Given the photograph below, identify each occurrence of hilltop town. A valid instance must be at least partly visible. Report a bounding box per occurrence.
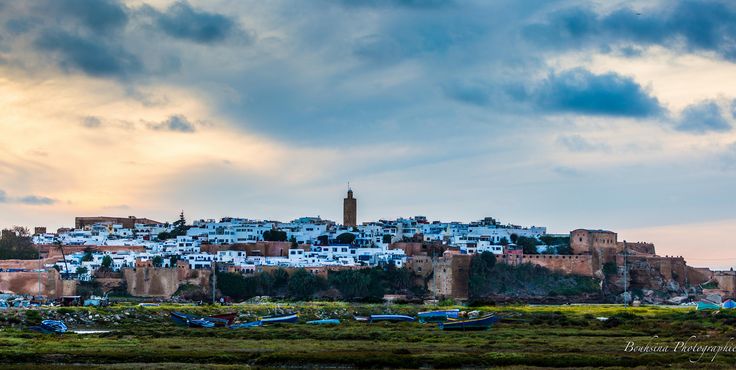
[0,189,732,305]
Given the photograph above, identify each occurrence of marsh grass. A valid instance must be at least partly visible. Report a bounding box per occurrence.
[1,303,735,368]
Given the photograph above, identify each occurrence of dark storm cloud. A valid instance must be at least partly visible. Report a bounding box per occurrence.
[524,1,736,60]
[147,115,196,133]
[34,30,142,78]
[5,19,34,35]
[675,100,732,133]
[39,0,128,35]
[522,68,662,117]
[0,0,246,80]
[152,1,239,43]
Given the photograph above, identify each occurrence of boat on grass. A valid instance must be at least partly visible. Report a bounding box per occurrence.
[260,313,298,324]
[307,319,341,325]
[31,320,68,334]
[229,320,262,329]
[369,314,415,323]
[170,312,215,328]
[696,300,721,311]
[439,314,498,331]
[418,309,460,323]
[204,312,237,327]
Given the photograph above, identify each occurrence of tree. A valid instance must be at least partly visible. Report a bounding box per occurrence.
[82,249,94,262]
[469,252,497,298]
[510,233,519,244]
[0,228,38,260]
[172,211,189,237]
[152,256,164,267]
[287,269,325,300]
[516,236,539,255]
[76,266,88,275]
[169,255,179,267]
[157,231,172,241]
[271,268,289,291]
[101,255,113,269]
[499,237,509,246]
[335,232,356,245]
[263,229,287,242]
[602,262,618,276]
[382,234,392,244]
[317,235,329,245]
[289,236,298,248]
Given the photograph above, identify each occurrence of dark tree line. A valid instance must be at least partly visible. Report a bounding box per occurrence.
[468,252,599,298]
[0,227,38,260]
[216,266,423,302]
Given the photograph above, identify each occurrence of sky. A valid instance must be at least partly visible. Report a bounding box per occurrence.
[0,0,735,268]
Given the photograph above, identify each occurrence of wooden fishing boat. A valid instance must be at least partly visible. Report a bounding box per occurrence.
[439,314,498,331]
[307,319,341,325]
[31,320,68,334]
[260,313,298,324]
[369,314,415,323]
[229,320,262,329]
[170,311,216,328]
[204,312,237,326]
[418,309,460,323]
[170,311,190,326]
[189,318,216,328]
[696,300,720,311]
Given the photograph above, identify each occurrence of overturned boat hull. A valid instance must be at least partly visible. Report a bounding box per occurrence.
[439,314,499,331]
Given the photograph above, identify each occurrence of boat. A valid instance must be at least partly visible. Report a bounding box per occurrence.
[353,315,370,322]
[229,320,262,329]
[307,319,341,325]
[260,313,298,324]
[696,300,721,311]
[31,320,68,334]
[439,314,499,331]
[369,314,415,323]
[418,309,460,323]
[170,311,191,326]
[170,312,215,328]
[723,300,736,309]
[204,312,237,327]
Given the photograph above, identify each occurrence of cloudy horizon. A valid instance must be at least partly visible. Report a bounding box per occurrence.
[0,0,735,268]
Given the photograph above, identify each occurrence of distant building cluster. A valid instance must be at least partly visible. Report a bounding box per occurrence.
[28,189,548,281]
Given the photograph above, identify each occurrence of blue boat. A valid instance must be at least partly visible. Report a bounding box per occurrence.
[260,313,298,324]
[31,320,68,334]
[307,319,341,325]
[439,314,499,331]
[418,309,460,323]
[170,312,215,328]
[696,300,721,311]
[369,314,415,323]
[230,320,262,329]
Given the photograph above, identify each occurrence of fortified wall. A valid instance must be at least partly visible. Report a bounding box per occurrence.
[499,254,595,276]
[0,269,77,298]
[406,252,471,300]
[713,271,736,293]
[122,261,210,298]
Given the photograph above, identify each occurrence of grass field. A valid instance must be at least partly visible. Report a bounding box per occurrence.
[2,303,736,368]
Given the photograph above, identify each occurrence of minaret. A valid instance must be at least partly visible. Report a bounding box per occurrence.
[343,185,357,227]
